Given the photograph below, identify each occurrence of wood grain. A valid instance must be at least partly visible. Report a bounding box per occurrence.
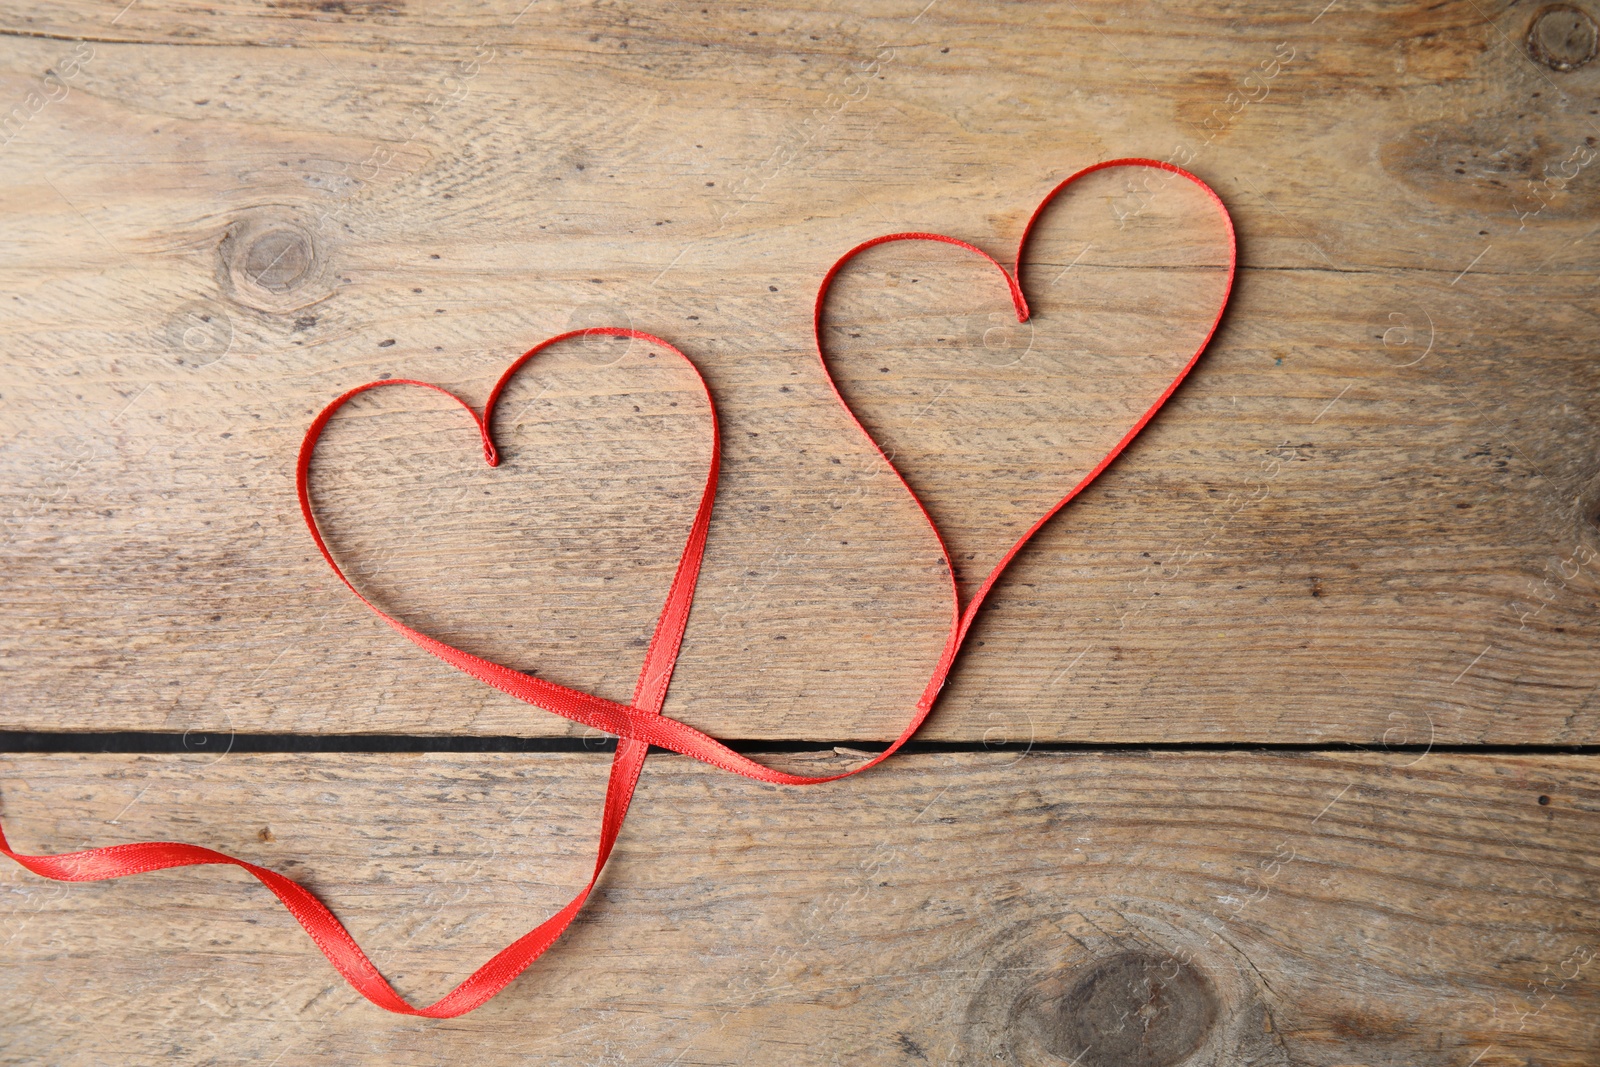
[1,749,1596,1065]
[0,0,1596,742]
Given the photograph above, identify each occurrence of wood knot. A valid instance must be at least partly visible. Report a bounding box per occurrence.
[1041,951,1219,1067]
[218,209,331,313]
[960,909,1288,1065]
[1527,4,1598,71]
[241,228,314,292]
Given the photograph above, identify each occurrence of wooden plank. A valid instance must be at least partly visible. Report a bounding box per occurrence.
[0,1,1596,741]
[1,749,1596,1064]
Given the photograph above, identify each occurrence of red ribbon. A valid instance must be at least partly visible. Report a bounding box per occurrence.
[1,159,1236,1017]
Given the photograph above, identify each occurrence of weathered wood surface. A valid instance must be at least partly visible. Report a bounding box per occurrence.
[1,4,1597,745]
[0,749,1595,1065]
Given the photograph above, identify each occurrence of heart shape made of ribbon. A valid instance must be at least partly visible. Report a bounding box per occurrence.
[0,158,1236,1018]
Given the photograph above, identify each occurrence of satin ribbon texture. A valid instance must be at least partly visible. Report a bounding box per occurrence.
[0,158,1236,1017]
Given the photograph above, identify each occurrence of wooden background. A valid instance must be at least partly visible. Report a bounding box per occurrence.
[1,0,1597,1063]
